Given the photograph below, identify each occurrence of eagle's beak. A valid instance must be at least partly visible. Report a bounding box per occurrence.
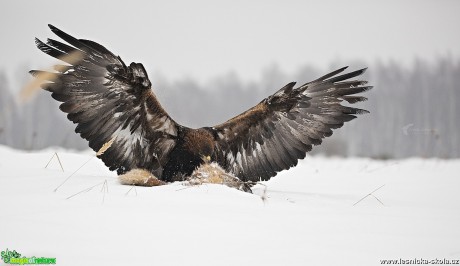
[201,155,211,163]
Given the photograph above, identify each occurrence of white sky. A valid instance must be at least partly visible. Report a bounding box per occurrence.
[1,0,459,87]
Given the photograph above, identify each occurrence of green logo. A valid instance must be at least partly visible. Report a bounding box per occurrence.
[1,249,56,265]
[1,249,21,264]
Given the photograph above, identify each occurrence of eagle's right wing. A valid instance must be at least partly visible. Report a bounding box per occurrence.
[212,67,371,182]
[31,25,179,176]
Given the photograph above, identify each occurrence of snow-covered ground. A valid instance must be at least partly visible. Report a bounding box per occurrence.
[1,145,459,265]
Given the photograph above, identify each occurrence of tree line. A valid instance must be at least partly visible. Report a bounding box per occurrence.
[0,58,458,158]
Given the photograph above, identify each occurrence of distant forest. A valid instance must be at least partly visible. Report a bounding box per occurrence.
[1,58,459,159]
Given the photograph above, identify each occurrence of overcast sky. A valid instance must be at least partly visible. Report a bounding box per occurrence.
[1,0,459,88]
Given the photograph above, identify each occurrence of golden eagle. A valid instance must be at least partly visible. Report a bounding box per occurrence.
[31,25,371,183]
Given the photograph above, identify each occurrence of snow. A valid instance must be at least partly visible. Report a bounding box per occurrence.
[1,145,459,265]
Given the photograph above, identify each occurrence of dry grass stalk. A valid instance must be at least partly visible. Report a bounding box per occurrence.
[57,136,116,191]
[66,181,104,200]
[20,51,84,102]
[125,186,138,196]
[44,152,64,172]
[353,184,386,206]
[96,137,116,156]
[118,169,165,187]
[101,179,108,204]
[54,156,93,192]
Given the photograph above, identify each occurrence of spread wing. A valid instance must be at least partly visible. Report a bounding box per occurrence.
[213,67,372,182]
[31,25,179,176]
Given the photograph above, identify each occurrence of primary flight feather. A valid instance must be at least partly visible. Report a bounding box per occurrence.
[31,25,372,183]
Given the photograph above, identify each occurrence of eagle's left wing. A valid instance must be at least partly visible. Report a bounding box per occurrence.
[30,25,179,177]
[212,67,371,182]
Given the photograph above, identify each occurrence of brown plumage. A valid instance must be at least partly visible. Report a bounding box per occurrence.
[31,25,372,184]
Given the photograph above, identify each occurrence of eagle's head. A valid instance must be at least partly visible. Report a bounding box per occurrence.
[184,128,215,163]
